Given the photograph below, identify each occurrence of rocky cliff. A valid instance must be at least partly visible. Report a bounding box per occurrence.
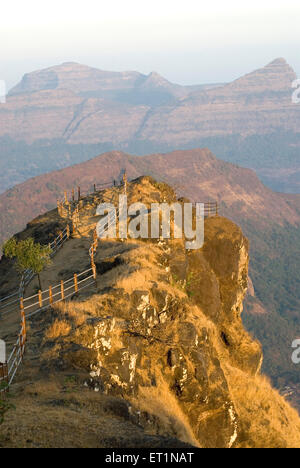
[1,177,300,448]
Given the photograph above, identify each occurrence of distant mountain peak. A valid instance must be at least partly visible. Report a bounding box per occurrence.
[140,71,172,88]
[263,57,295,75]
[227,57,296,93]
[148,71,164,79]
[9,62,144,96]
[267,57,289,66]
[60,61,82,66]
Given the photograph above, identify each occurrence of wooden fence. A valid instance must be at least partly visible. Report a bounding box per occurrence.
[0,179,120,392]
[203,202,219,217]
[6,304,26,386]
[0,225,71,318]
[57,180,116,231]
[89,207,119,264]
[0,266,97,393]
[22,267,96,319]
[0,224,72,393]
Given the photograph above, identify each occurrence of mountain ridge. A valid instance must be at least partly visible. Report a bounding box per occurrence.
[1,57,299,194]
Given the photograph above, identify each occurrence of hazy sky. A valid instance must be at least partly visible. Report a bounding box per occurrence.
[1,0,300,90]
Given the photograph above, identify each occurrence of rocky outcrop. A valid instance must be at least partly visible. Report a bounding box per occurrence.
[2,177,300,448]
[40,178,264,447]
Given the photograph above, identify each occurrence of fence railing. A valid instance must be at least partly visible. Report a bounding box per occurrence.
[23,267,96,319]
[57,179,119,234]
[0,225,71,317]
[0,176,123,392]
[0,292,20,317]
[48,225,70,257]
[6,304,26,386]
[59,181,116,205]
[89,208,119,263]
[0,266,97,392]
[203,202,219,217]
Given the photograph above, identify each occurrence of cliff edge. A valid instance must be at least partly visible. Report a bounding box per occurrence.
[1,177,300,448]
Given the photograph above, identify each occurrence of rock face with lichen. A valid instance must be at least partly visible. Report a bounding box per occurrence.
[71,222,259,448]
[2,176,300,449]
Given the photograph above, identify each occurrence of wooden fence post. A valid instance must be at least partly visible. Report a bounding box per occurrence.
[19,334,23,357]
[92,263,96,280]
[74,274,78,293]
[0,363,8,394]
[20,298,26,357]
[61,280,65,300]
[38,290,43,308]
[123,172,127,195]
[49,286,53,305]
[20,297,24,316]
[78,186,81,201]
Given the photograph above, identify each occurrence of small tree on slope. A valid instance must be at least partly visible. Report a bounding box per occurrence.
[3,237,51,291]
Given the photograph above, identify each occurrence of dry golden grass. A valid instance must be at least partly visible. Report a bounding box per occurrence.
[22,379,61,397]
[224,364,300,448]
[112,243,187,300]
[115,269,156,294]
[54,301,88,327]
[133,376,200,448]
[45,319,71,340]
[41,343,62,361]
[1,381,157,448]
